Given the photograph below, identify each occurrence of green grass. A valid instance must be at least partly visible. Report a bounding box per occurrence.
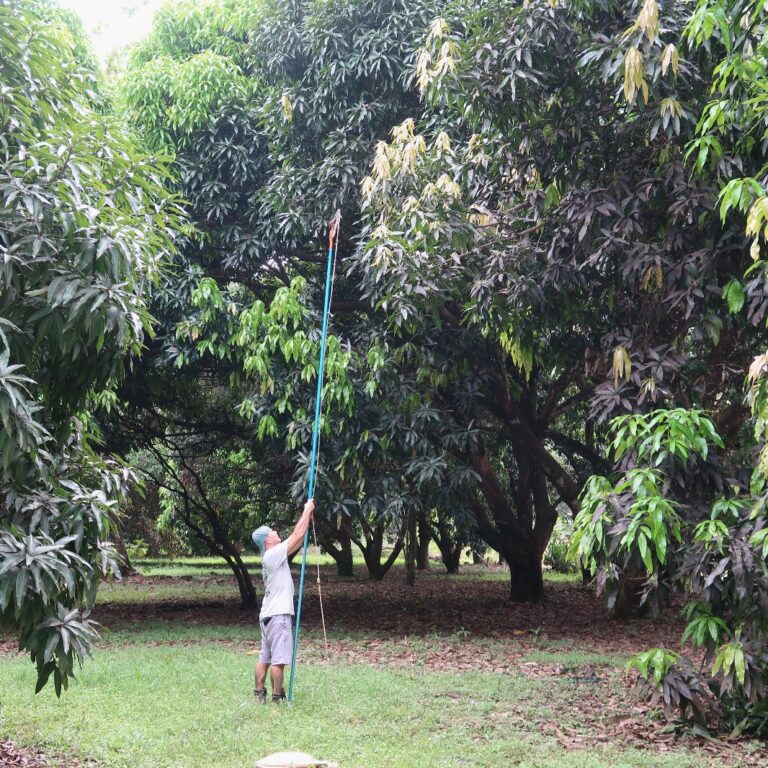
[132,550,350,578]
[96,579,239,604]
[0,641,712,768]
[129,555,580,585]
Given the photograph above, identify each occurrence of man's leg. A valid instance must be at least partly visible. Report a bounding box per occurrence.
[269,616,293,702]
[256,662,269,691]
[271,664,285,700]
[255,619,270,701]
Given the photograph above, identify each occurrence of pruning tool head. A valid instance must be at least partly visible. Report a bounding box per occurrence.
[328,210,342,248]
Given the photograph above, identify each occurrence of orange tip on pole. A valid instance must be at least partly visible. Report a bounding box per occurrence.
[328,210,341,248]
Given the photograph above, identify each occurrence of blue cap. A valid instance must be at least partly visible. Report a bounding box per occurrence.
[252,525,271,554]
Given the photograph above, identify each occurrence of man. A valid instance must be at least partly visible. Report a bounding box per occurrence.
[251,498,314,702]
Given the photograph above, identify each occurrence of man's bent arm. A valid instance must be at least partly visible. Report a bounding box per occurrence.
[285,499,314,555]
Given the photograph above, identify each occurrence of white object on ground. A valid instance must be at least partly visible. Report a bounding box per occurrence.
[255,751,338,768]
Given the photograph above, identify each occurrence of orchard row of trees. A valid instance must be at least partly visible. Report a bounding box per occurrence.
[3,0,768,735]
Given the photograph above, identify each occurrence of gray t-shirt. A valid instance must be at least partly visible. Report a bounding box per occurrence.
[260,541,295,619]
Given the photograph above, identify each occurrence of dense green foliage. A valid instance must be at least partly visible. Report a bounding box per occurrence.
[0,0,180,693]
[568,0,768,735]
[348,0,768,604]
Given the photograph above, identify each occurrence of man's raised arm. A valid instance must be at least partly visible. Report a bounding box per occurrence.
[285,499,315,555]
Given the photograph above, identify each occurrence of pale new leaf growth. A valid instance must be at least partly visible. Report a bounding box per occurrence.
[427,17,449,42]
[416,49,432,93]
[371,218,391,242]
[402,195,421,213]
[399,135,427,175]
[281,93,293,123]
[469,212,493,226]
[612,345,632,388]
[361,175,375,201]
[748,353,768,383]
[746,197,768,247]
[436,173,461,199]
[434,131,452,158]
[634,0,660,43]
[372,141,392,181]
[436,41,458,77]
[371,244,392,268]
[623,47,647,105]
[661,44,679,77]
[392,118,416,144]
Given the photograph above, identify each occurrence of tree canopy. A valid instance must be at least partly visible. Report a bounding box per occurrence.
[116,0,768,607]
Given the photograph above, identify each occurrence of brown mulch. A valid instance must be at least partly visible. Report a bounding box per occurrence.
[0,740,83,767]
[0,740,44,768]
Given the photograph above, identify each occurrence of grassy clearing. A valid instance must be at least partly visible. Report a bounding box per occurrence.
[0,639,711,768]
[132,549,344,578]
[2,563,749,767]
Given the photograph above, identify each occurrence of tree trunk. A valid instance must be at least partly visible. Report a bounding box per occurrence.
[443,547,461,574]
[313,514,354,577]
[613,574,648,618]
[432,508,463,575]
[468,437,558,603]
[112,521,136,576]
[416,510,431,570]
[356,516,407,581]
[228,553,258,610]
[507,551,545,603]
[336,520,354,577]
[169,473,258,610]
[405,509,417,586]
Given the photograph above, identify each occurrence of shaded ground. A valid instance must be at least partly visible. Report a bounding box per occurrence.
[94,565,686,654]
[2,564,767,766]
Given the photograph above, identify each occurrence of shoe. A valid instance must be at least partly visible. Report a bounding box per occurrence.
[254,688,267,702]
[271,691,286,703]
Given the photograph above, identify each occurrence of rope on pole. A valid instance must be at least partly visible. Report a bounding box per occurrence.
[288,211,341,703]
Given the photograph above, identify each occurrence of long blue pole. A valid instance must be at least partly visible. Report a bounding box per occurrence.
[288,214,339,702]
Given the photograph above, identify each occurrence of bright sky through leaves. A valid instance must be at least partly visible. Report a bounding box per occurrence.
[57,0,168,59]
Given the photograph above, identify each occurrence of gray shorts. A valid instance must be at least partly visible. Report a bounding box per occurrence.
[259,614,293,665]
